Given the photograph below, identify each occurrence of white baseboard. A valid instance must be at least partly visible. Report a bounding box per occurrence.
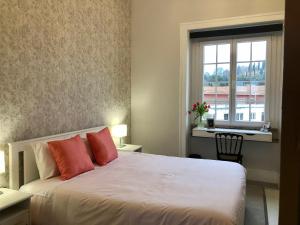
[247,168,280,184]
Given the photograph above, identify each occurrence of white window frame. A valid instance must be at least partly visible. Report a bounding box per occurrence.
[197,35,272,128]
[179,12,284,157]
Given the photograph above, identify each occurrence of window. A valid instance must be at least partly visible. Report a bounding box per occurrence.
[236,113,244,121]
[224,113,229,121]
[199,36,271,126]
[203,43,230,121]
[250,112,256,120]
[236,40,266,123]
[190,25,283,131]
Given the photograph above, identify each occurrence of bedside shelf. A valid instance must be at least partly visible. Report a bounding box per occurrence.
[0,188,32,225]
[117,144,143,153]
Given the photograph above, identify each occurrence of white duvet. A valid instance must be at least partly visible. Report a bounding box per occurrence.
[21,152,246,225]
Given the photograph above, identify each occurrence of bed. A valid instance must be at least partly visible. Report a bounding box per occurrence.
[9,126,246,225]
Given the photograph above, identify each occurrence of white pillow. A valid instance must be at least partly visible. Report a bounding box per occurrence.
[32,142,59,180]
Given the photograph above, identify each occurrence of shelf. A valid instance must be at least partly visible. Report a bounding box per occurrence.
[0,188,32,211]
[192,127,272,142]
[117,144,143,152]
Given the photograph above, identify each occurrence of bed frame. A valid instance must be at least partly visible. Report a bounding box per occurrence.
[8,126,106,190]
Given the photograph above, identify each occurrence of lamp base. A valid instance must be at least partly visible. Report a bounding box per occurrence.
[117,137,126,148]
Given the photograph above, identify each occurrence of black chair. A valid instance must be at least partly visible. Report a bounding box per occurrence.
[215,133,244,164]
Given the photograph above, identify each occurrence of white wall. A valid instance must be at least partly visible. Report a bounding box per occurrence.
[131,0,284,182]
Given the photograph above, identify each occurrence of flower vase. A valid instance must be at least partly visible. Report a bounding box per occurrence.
[197,116,205,128]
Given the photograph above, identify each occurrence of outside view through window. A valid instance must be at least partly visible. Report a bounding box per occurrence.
[202,40,267,123]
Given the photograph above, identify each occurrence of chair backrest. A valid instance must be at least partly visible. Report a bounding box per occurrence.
[215,132,244,163]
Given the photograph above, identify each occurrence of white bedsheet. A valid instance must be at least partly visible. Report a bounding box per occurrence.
[21,152,246,225]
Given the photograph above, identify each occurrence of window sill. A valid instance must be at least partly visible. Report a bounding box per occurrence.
[192,127,273,142]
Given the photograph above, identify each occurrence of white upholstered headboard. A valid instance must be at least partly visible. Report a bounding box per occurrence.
[8,126,106,190]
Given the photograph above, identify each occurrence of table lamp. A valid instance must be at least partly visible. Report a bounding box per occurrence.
[111,124,127,148]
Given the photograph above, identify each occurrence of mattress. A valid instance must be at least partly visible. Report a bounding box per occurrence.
[21,152,246,225]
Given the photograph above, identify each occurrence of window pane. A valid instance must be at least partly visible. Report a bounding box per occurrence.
[251,104,265,122]
[217,63,230,82]
[236,81,250,122]
[217,63,230,115]
[206,103,216,119]
[203,80,216,113]
[236,105,248,122]
[252,41,267,61]
[216,101,229,121]
[203,64,216,84]
[250,60,266,122]
[251,61,266,81]
[216,83,229,100]
[250,81,265,122]
[203,84,216,101]
[250,81,265,97]
[236,81,250,96]
[237,42,251,62]
[217,44,230,63]
[237,63,251,82]
[204,45,216,63]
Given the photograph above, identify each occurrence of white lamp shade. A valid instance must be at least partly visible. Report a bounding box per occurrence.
[111,124,127,138]
[0,150,5,174]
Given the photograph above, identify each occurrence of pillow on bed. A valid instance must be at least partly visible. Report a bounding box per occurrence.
[48,135,95,180]
[83,138,95,162]
[87,128,118,166]
[32,142,60,180]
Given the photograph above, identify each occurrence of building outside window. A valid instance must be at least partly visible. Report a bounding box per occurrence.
[224,113,229,121]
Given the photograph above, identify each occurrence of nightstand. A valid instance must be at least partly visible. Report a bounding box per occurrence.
[0,188,32,225]
[117,144,143,153]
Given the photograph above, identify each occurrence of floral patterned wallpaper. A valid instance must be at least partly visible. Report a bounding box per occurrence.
[0,0,131,186]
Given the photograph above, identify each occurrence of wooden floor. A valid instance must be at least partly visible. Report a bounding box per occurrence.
[265,188,279,225]
[245,181,278,225]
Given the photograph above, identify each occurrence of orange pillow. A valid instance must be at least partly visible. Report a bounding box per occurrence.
[48,135,95,180]
[87,128,118,166]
